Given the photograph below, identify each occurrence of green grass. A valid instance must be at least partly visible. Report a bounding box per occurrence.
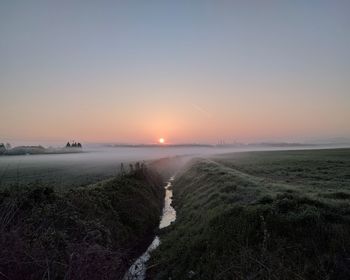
[149,148,350,280]
[0,167,165,280]
[213,148,350,190]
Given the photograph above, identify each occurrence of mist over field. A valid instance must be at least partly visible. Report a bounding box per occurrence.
[0,145,345,190]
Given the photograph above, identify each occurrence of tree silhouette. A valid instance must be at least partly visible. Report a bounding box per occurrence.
[0,143,5,154]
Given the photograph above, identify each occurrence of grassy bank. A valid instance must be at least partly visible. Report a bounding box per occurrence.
[0,167,164,280]
[150,148,350,280]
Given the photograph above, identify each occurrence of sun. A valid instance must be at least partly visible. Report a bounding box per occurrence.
[159,138,165,144]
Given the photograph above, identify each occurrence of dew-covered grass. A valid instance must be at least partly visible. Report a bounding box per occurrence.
[150,148,350,280]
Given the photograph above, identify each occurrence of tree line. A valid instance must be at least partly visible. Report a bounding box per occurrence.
[66,142,82,148]
[0,143,11,149]
[0,143,11,154]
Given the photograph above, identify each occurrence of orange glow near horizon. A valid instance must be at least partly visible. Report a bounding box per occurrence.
[1,2,350,145]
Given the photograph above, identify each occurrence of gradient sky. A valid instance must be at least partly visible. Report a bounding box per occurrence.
[1,0,350,144]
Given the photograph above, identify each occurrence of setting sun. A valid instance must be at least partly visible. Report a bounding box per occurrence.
[159,138,165,144]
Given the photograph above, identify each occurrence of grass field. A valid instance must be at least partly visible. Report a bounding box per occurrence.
[0,147,195,190]
[150,148,350,280]
[0,152,130,190]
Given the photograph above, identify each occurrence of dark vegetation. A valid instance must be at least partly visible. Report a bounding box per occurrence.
[0,143,11,154]
[150,148,350,280]
[0,165,165,280]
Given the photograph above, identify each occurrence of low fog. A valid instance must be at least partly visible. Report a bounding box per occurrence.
[0,145,342,190]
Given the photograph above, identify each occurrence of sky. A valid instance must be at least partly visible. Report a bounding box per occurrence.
[1,0,350,145]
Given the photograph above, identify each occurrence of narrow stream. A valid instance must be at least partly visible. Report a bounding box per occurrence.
[123,176,176,280]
